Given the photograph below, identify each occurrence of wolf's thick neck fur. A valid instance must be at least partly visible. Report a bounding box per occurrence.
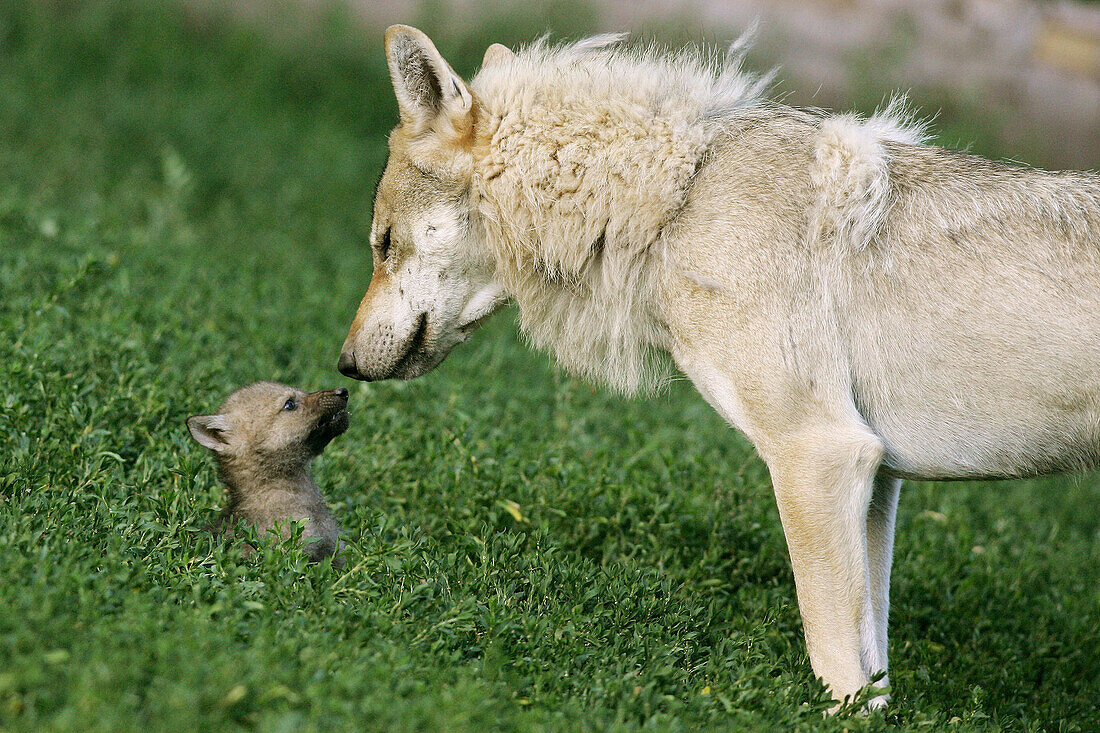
[469,37,772,394]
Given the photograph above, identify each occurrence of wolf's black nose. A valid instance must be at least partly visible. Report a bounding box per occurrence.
[334,387,349,400]
[337,351,359,378]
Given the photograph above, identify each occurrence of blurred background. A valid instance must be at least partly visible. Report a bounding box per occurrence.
[203,0,1100,169]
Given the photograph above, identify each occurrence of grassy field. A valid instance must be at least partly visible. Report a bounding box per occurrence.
[0,2,1097,730]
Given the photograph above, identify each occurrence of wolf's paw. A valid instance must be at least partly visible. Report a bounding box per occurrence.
[826,679,891,716]
[866,690,891,711]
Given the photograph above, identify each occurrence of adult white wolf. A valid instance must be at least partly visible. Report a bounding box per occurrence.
[338,25,1100,707]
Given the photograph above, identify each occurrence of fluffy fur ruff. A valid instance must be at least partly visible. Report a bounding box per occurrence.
[471,34,772,394]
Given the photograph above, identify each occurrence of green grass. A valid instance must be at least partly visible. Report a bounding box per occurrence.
[0,2,1097,730]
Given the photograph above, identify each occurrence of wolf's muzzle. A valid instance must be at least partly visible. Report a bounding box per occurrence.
[337,312,430,382]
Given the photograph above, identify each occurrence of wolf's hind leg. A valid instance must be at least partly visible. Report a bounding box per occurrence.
[862,472,900,708]
[765,422,885,708]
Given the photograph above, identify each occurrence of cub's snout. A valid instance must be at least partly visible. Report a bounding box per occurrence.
[305,387,350,451]
[308,386,349,415]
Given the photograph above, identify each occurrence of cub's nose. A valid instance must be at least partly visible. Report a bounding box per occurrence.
[337,351,359,379]
[334,387,349,401]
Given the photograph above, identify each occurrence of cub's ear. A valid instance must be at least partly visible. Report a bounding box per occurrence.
[384,25,472,133]
[186,414,230,452]
[482,43,514,68]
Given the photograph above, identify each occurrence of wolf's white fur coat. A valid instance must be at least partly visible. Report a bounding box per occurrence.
[342,26,1100,708]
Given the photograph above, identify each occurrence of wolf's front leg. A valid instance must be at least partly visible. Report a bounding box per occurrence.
[765,422,886,708]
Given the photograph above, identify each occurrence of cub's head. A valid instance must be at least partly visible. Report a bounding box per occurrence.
[187,382,350,472]
[338,25,509,382]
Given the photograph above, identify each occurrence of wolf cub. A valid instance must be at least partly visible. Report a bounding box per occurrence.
[187,382,349,565]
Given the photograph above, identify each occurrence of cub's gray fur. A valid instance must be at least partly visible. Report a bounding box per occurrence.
[187,382,349,565]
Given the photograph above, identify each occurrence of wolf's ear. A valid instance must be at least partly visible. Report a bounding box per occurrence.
[482,43,514,68]
[187,414,230,452]
[384,25,472,133]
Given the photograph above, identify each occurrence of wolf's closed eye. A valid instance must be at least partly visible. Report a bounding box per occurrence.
[377,227,392,262]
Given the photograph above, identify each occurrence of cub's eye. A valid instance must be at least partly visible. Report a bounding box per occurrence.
[282,398,298,411]
[377,227,391,262]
